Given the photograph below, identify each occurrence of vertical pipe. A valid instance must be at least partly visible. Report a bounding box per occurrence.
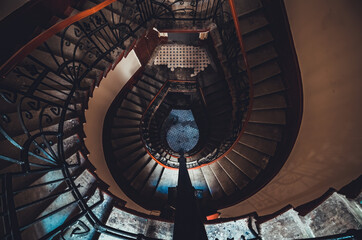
[173,152,208,240]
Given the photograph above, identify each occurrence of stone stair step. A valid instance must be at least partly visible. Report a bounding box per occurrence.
[253,75,285,97]
[201,165,225,200]
[113,142,144,161]
[209,161,238,196]
[123,154,151,181]
[248,109,286,125]
[130,160,158,191]
[189,167,212,199]
[253,93,287,110]
[225,152,259,180]
[18,169,96,240]
[217,158,250,190]
[250,60,281,84]
[244,122,283,141]
[233,142,269,169]
[140,164,164,198]
[238,9,269,36]
[239,133,277,156]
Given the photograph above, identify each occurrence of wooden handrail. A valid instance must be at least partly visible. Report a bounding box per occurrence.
[0,0,117,78]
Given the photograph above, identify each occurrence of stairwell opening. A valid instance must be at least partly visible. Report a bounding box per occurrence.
[164,109,200,153]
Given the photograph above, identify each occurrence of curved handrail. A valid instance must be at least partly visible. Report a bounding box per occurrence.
[0,0,117,78]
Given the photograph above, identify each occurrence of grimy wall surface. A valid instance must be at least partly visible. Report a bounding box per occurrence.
[220,0,362,217]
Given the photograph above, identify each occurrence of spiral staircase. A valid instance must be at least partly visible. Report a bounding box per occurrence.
[0,0,361,239]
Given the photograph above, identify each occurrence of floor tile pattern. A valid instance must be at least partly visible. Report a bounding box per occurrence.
[154,44,210,77]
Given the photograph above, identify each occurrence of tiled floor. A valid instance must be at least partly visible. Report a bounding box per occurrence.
[154,44,211,77]
[166,109,199,152]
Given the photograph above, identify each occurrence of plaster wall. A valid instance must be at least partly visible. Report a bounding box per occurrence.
[220,0,362,217]
[83,50,149,213]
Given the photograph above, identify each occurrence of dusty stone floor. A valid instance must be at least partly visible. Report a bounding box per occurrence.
[165,109,200,152]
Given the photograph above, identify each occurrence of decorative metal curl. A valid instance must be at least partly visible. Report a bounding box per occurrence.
[74,27,82,37]
[94,15,103,25]
[1,114,10,123]
[23,64,40,76]
[65,40,71,47]
[0,90,17,104]
[24,110,33,120]
[83,22,92,32]
[27,99,40,111]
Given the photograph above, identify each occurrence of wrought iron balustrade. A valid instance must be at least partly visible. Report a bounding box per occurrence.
[0,1,154,238]
[0,0,253,239]
[136,0,222,21]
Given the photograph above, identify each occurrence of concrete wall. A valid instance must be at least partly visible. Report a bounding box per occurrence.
[220,0,362,217]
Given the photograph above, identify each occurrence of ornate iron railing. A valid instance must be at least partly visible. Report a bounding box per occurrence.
[0,0,253,239]
[0,1,154,239]
[137,0,221,21]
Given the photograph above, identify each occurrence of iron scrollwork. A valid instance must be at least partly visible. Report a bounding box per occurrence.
[0,0,234,239]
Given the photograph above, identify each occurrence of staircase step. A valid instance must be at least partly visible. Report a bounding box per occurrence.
[38,33,111,67]
[112,117,140,127]
[126,92,149,109]
[123,154,151,181]
[253,75,285,97]
[260,209,312,239]
[238,9,269,36]
[251,60,281,84]
[121,98,146,112]
[154,168,178,201]
[244,122,283,141]
[248,109,286,125]
[110,127,140,139]
[253,93,287,110]
[216,158,250,190]
[137,78,161,94]
[131,86,154,101]
[61,189,113,240]
[143,72,166,87]
[235,0,263,18]
[239,133,277,156]
[189,168,212,199]
[243,27,274,52]
[209,162,238,196]
[200,165,226,200]
[225,152,259,180]
[19,169,96,240]
[241,43,278,70]
[233,143,269,169]
[111,135,141,149]
[130,161,158,191]
[113,142,144,160]
[141,164,164,197]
